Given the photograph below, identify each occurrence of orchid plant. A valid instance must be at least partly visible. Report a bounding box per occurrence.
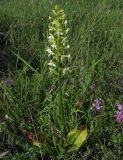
[46,5,70,135]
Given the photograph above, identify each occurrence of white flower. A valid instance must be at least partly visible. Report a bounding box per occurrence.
[48,60,56,67]
[51,43,57,49]
[63,54,70,60]
[64,20,67,26]
[49,16,52,20]
[46,48,54,56]
[61,54,71,61]
[61,37,68,46]
[56,31,63,36]
[67,54,71,59]
[66,45,70,49]
[65,28,69,34]
[48,35,54,42]
[63,67,70,75]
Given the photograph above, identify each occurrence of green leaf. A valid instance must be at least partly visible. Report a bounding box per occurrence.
[67,126,88,152]
[67,128,80,144]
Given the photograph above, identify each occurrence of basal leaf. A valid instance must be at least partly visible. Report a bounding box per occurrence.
[67,126,88,152]
[67,128,81,145]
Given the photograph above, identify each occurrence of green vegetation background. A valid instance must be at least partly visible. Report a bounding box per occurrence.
[0,0,123,159]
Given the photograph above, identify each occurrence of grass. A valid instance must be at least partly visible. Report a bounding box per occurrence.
[0,0,123,159]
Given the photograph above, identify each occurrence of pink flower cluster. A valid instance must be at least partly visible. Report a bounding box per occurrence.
[5,79,13,86]
[91,98,103,112]
[115,103,123,123]
[91,99,123,124]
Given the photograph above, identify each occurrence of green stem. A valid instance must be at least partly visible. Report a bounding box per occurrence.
[58,55,65,133]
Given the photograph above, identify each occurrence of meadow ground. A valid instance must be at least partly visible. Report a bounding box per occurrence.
[0,0,123,159]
